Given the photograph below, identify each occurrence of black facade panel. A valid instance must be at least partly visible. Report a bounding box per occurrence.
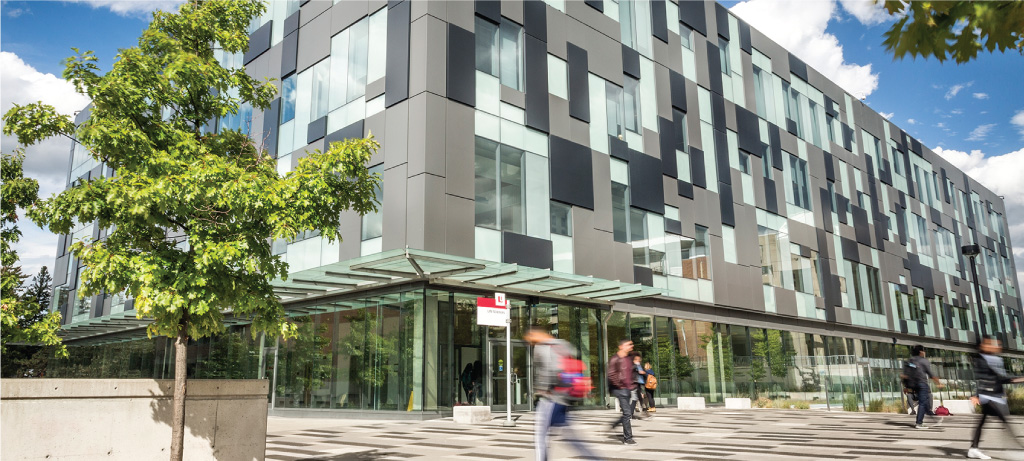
[651,0,668,43]
[677,180,694,199]
[785,119,799,136]
[931,207,942,226]
[941,168,951,203]
[824,95,839,116]
[609,136,630,161]
[836,195,849,225]
[789,54,808,81]
[549,136,595,210]
[634,265,654,287]
[690,147,706,189]
[824,151,835,181]
[629,151,666,214]
[447,24,476,107]
[666,218,683,235]
[842,237,860,263]
[243,21,272,64]
[263,98,281,158]
[524,35,550,133]
[736,106,759,154]
[678,0,707,36]
[281,30,299,77]
[706,43,723,95]
[896,208,908,246]
[852,206,871,245]
[659,117,677,178]
[739,20,751,53]
[502,232,553,270]
[585,0,604,13]
[524,0,547,41]
[769,125,783,171]
[879,159,892,186]
[841,123,854,152]
[567,43,590,122]
[670,71,687,111]
[720,184,735,227]
[324,120,365,147]
[622,45,641,78]
[714,129,730,185]
[910,137,922,154]
[763,177,778,214]
[385,1,411,107]
[475,0,501,23]
[820,188,833,233]
[307,116,327,144]
[711,93,726,131]
[715,3,730,40]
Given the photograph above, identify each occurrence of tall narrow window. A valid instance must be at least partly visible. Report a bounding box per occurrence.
[362,166,383,241]
[475,18,499,76]
[718,38,730,75]
[476,18,524,91]
[474,137,526,233]
[788,155,811,210]
[310,58,331,120]
[280,75,297,124]
[550,201,572,236]
[611,158,629,242]
[606,81,624,139]
[694,225,711,280]
[622,76,640,134]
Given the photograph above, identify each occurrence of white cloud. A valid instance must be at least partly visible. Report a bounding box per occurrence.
[945,81,973,100]
[951,109,963,115]
[907,118,917,125]
[879,112,894,120]
[1,51,90,276]
[71,0,182,17]
[731,0,879,99]
[973,93,989,100]
[966,123,996,141]
[6,6,30,17]
[935,147,1024,291]
[1011,110,1024,139]
[838,0,892,26]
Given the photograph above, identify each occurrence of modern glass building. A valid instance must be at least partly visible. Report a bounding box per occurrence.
[49,0,1022,417]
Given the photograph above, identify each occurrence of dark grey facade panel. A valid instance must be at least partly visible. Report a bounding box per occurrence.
[690,147,706,189]
[263,98,281,158]
[823,151,835,181]
[628,151,666,214]
[738,20,751,53]
[735,106,759,154]
[307,115,327,144]
[763,177,778,214]
[714,129,730,185]
[706,43,723,95]
[281,29,299,77]
[549,136,595,210]
[678,179,694,199]
[651,0,668,43]
[567,43,590,122]
[852,206,871,245]
[524,0,547,41]
[609,136,630,161]
[666,218,683,235]
[502,231,553,270]
[385,0,411,107]
[720,183,735,227]
[711,92,726,131]
[789,54,808,81]
[622,45,641,79]
[669,70,687,111]
[524,34,550,133]
[769,125,783,171]
[324,119,365,147]
[475,0,501,24]
[678,0,707,37]
[446,24,476,107]
[634,265,654,287]
[714,3,730,40]
[284,11,300,37]
[244,21,273,64]
[659,117,677,178]
[584,0,603,13]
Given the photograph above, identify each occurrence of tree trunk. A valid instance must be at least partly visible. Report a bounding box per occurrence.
[170,325,188,461]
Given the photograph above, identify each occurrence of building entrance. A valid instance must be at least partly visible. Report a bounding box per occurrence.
[487,339,532,412]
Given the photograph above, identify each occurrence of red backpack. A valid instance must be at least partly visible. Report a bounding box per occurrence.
[553,353,593,400]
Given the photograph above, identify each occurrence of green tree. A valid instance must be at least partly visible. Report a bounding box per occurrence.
[18,266,53,326]
[1,152,66,358]
[882,1,1024,63]
[1,1,380,459]
[280,317,332,406]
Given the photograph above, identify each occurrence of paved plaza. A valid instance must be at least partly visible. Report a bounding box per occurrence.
[266,407,1024,460]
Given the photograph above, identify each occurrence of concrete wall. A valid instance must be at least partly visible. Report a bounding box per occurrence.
[1,379,269,461]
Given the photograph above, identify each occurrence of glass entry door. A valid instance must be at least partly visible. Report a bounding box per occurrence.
[488,340,532,412]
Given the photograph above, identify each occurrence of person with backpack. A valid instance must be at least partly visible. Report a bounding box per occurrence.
[608,338,638,445]
[630,353,651,419]
[901,344,945,429]
[966,335,1024,459]
[524,327,602,461]
[643,362,658,413]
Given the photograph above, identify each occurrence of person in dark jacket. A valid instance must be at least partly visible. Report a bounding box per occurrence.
[967,336,1024,459]
[902,344,945,429]
[630,353,651,419]
[607,339,637,445]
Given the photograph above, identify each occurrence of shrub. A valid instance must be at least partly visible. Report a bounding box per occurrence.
[753,397,773,408]
[867,399,885,412]
[843,394,860,412]
[1009,388,1024,415]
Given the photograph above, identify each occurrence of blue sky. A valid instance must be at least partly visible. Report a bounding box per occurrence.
[2,0,1023,288]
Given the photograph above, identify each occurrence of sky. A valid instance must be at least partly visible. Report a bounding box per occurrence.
[1,0,1023,291]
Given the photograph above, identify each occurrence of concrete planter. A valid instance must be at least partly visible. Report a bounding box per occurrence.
[937,399,976,415]
[725,397,752,409]
[1,379,269,461]
[452,405,492,424]
[677,397,707,410]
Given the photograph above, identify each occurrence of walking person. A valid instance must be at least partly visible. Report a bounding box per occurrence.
[524,327,602,461]
[902,345,945,429]
[643,362,658,413]
[631,353,651,419]
[967,336,1024,459]
[608,339,638,445]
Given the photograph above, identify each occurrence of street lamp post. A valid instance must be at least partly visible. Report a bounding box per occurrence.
[961,243,987,339]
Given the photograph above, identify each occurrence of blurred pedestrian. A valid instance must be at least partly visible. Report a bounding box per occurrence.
[902,344,944,429]
[643,362,658,413]
[967,336,1024,459]
[608,338,637,445]
[525,327,602,461]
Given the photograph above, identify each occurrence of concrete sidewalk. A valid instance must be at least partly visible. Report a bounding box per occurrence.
[266,408,1024,460]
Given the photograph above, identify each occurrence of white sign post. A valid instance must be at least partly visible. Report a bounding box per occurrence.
[476,293,515,427]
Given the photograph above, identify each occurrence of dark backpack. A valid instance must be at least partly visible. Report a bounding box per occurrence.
[902,360,920,388]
